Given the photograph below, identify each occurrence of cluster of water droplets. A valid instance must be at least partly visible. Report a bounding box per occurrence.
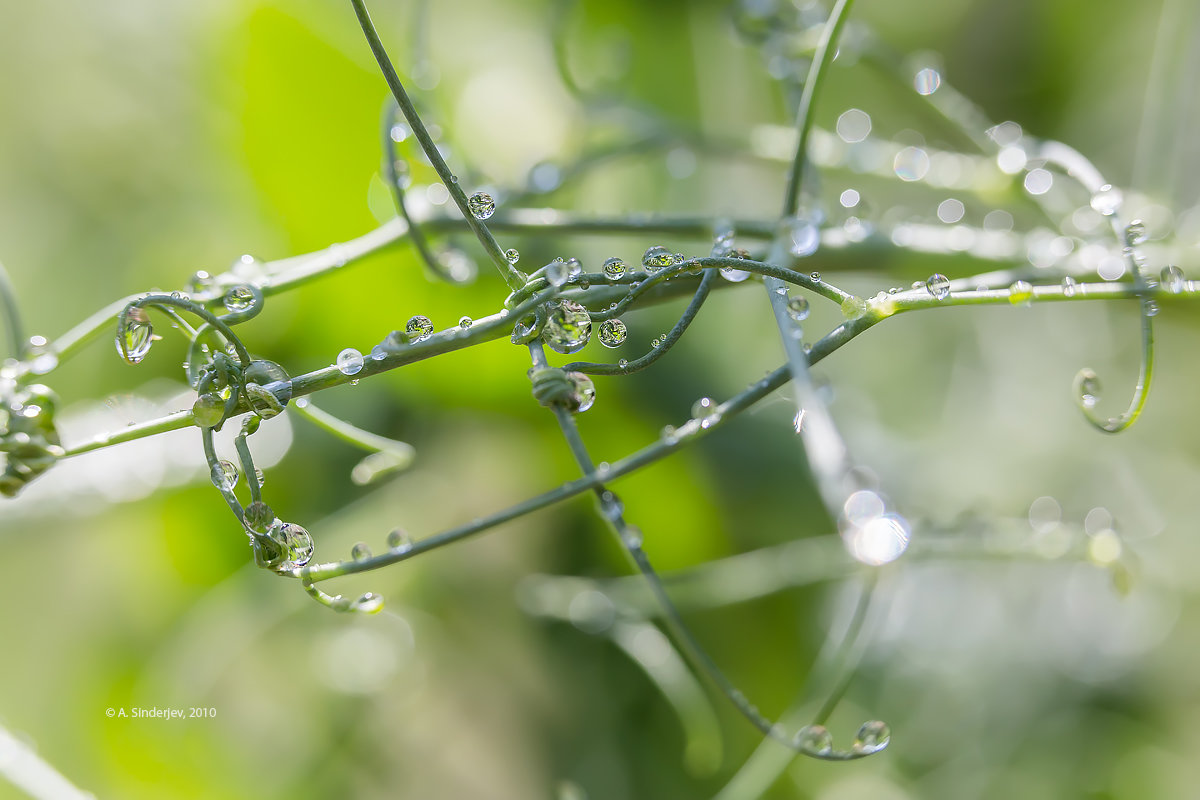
[793,720,891,759]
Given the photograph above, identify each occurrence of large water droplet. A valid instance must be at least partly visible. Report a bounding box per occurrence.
[567,371,596,412]
[243,500,275,534]
[504,248,520,265]
[794,725,833,755]
[787,295,810,321]
[211,459,239,490]
[1162,264,1185,294]
[351,542,372,561]
[243,360,292,418]
[925,273,951,300]
[851,720,891,755]
[598,318,628,348]
[602,257,626,280]
[115,307,154,365]
[192,392,225,428]
[467,191,495,219]
[641,245,674,273]
[223,285,255,313]
[543,300,592,354]
[336,348,364,376]
[276,522,314,569]
[1090,184,1123,216]
[405,315,434,341]
[458,316,473,329]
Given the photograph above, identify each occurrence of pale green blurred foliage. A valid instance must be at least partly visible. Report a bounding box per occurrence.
[1,1,1199,799]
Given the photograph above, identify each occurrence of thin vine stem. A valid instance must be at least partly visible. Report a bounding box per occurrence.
[348,0,526,292]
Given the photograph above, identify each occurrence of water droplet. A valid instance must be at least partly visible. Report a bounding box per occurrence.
[223,285,255,313]
[720,263,751,282]
[787,295,810,321]
[618,358,629,369]
[546,259,569,287]
[794,725,833,755]
[370,344,388,360]
[543,300,592,354]
[351,542,372,561]
[336,348,364,376]
[1008,280,1034,304]
[691,398,722,428]
[1124,220,1147,247]
[192,392,225,428]
[650,337,662,348]
[275,522,313,569]
[621,526,643,549]
[351,592,384,614]
[389,123,409,143]
[1079,369,1101,409]
[1162,264,1185,294]
[599,491,624,521]
[186,271,214,294]
[1090,184,1123,216]
[26,337,58,375]
[243,360,292,418]
[913,67,941,95]
[641,245,674,272]
[405,315,435,341]
[243,501,275,534]
[467,191,495,219]
[836,108,871,143]
[894,146,930,181]
[782,217,820,257]
[810,271,821,282]
[567,371,596,412]
[597,318,628,348]
[1061,276,1078,297]
[115,307,154,364]
[925,273,951,300]
[852,720,891,755]
[504,248,520,264]
[1144,299,1159,317]
[211,459,238,490]
[841,296,868,319]
[564,257,583,279]
[602,257,626,280]
[387,529,413,552]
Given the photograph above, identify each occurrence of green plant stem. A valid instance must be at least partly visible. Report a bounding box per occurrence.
[290,398,415,464]
[348,0,525,292]
[781,0,855,219]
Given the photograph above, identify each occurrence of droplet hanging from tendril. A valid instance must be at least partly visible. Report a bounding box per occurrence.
[597,318,628,348]
[543,301,592,354]
[116,307,154,365]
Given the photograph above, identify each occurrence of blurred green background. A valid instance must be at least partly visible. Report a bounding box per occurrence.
[1,0,1199,798]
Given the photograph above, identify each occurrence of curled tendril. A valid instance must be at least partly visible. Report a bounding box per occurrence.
[303,578,385,614]
[381,99,449,282]
[1072,250,1157,434]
